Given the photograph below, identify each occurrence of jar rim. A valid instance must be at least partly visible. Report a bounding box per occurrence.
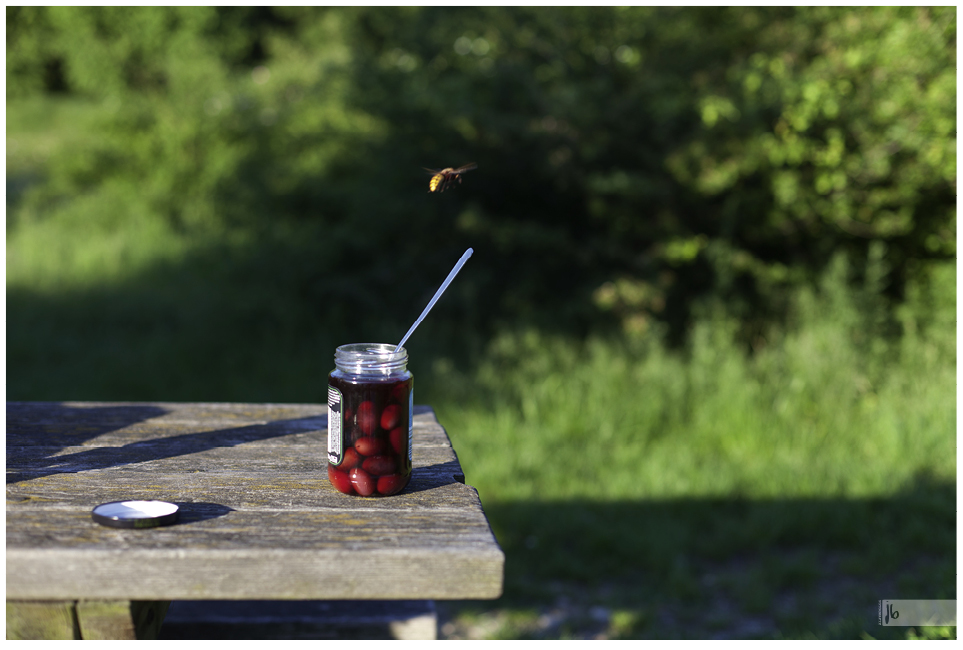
[334,343,407,374]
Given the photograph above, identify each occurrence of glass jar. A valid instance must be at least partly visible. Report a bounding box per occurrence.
[327,343,413,497]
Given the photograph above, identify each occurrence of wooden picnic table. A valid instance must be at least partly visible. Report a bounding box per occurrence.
[6,401,504,640]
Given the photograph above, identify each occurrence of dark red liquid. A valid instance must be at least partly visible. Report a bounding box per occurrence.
[327,374,412,496]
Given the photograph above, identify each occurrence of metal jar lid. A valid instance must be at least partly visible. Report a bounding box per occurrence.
[91,500,180,529]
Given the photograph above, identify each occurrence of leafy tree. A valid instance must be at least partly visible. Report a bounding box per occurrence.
[667,7,956,332]
[7,7,955,349]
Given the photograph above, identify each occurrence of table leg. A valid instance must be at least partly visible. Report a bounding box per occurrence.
[7,600,170,640]
[6,600,79,639]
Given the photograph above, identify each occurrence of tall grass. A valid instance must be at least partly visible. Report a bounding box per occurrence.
[432,256,955,503]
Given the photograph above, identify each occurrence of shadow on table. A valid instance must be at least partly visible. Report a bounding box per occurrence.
[7,401,169,446]
[7,402,170,483]
[6,401,326,484]
[173,501,235,525]
[7,402,466,495]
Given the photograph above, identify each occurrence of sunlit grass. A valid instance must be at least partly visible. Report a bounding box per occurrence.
[433,261,955,504]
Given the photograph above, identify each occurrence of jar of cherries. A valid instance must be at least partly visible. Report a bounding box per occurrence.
[327,343,412,497]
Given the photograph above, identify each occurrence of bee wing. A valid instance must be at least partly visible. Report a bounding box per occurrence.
[425,164,474,192]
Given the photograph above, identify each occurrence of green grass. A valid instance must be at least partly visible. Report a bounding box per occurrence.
[427,262,954,638]
[435,267,955,503]
[6,96,956,639]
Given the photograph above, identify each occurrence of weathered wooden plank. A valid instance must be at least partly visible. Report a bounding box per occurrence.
[8,501,504,600]
[5,401,440,422]
[5,600,170,640]
[7,498,500,552]
[7,456,469,513]
[6,402,447,447]
[9,547,504,600]
[6,435,457,472]
[6,442,460,475]
[76,600,135,640]
[6,600,79,639]
[6,400,370,424]
[6,402,504,603]
[6,425,455,451]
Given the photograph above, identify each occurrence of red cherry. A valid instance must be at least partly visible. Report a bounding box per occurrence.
[357,401,378,435]
[381,404,401,430]
[327,465,354,494]
[339,447,361,470]
[389,427,407,455]
[362,455,397,476]
[350,468,376,496]
[354,436,385,457]
[377,473,407,496]
[390,383,409,403]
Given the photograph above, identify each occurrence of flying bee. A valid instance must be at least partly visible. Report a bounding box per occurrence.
[425,163,477,193]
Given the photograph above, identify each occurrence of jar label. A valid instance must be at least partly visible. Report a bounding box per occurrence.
[327,385,343,465]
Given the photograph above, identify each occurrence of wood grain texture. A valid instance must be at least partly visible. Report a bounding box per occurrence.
[6,601,79,639]
[6,402,504,601]
[6,599,169,640]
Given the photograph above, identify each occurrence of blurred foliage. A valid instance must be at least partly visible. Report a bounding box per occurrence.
[6,6,956,353]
